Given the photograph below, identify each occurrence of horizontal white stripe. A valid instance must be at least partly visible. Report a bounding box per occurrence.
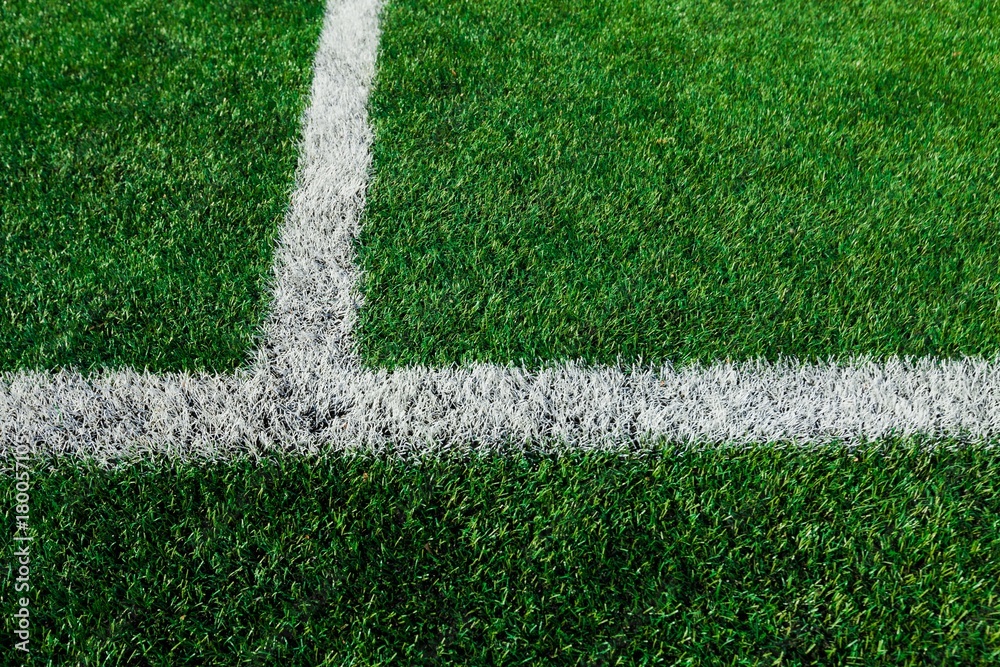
[4,358,1000,463]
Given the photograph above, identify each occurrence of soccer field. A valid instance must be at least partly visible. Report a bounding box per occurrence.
[3,0,1000,663]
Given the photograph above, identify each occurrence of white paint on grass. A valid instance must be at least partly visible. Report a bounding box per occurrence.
[2,0,998,465]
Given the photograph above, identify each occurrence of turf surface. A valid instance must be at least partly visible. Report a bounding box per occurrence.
[0,0,325,373]
[359,0,1000,369]
[6,444,1000,664]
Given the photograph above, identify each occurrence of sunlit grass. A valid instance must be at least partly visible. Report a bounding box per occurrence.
[359,0,1000,368]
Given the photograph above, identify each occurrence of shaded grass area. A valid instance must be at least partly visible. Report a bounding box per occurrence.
[0,0,325,373]
[6,444,1000,664]
[359,0,1000,368]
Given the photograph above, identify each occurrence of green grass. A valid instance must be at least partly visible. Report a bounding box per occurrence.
[7,444,1000,664]
[0,0,325,373]
[359,0,1000,369]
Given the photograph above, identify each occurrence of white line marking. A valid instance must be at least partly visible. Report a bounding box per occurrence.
[2,0,998,463]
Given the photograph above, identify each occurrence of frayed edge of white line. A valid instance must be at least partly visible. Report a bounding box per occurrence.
[3,0,999,466]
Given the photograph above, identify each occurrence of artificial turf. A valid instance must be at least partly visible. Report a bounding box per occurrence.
[0,0,325,373]
[6,444,999,664]
[358,0,1000,369]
